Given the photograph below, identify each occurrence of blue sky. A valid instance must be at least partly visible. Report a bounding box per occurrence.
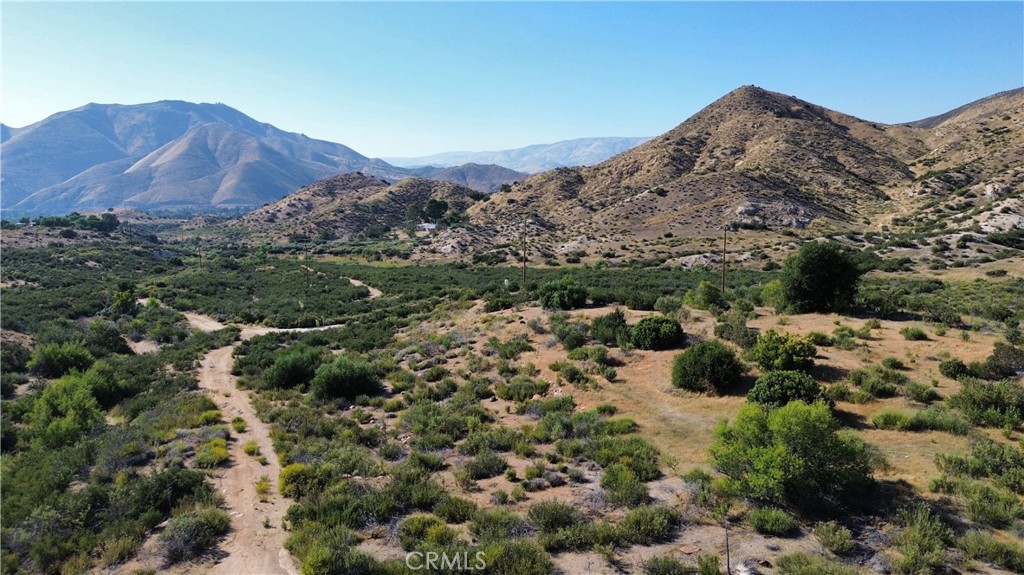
[3,2,1022,157]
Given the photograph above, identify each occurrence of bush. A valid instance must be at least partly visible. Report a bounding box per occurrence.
[30,373,103,448]
[527,501,584,533]
[685,280,725,312]
[433,495,477,523]
[899,327,928,341]
[618,505,680,544]
[749,507,796,536]
[779,242,863,313]
[750,330,816,372]
[814,521,853,555]
[397,514,446,550]
[714,311,759,350]
[894,505,950,575]
[464,450,508,480]
[671,340,744,394]
[630,315,684,350]
[939,358,970,380]
[654,295,684,315]
[308,355,382,400]
[957,530,1024,572]
[160,507,230,564]
[194,437,230,468]
[538,277,588,310]
[644,556,692,575]
[709,401,875,508]
[28,342,95,377]
[263,345,326,390]
[747,371,822,408]
[947,378,1024,428]
[469,508,531,544]
[495,375,549,402]
[600,463,650,507]
[775,553,862,575]
[591,308,630,346]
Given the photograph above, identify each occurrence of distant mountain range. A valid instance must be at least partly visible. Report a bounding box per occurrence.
[385,137,650,173]
[0,101,526,216]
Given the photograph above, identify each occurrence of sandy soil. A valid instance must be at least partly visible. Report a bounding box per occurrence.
[347,277,383,299]
[125,337,160,354]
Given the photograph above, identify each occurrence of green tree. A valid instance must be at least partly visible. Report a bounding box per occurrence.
[538,277,588,310]
[750,330,816,373]
[671,340,744,394]
[779,242,864,313]
[31,373,103,448]
[630,315,685,350]
[747,370,823,408]
[309,355,382,400]
[709,401,875,508]
[27,342,95,378]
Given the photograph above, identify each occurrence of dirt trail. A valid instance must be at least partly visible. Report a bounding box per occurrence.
[192,344,298,575]
[142,298,365,574]
[347,277,383,299]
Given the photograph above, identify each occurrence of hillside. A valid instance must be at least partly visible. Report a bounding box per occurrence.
[385,136,650,173]
[226,173,484,242]
[0,102,521,215]
[415,86,1022,261]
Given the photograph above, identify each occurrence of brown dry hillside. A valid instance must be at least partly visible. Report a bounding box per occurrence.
[227,173,484,241]
[417,86,1022,260]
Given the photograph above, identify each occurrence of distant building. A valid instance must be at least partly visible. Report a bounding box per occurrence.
[417,223,437,232]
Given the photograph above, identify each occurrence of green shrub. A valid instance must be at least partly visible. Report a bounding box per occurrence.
[903,381,940,403]
[496,375,549,402]
[600,463,649,507]
[881,357,906,370]
[618,505,680,544]
[538,277,588,310]
[715,311,759,350]
[710,401,875,508]
[947,378,1024,428]
[469,508,530,544]
[939,358,970,379]
[747,371,822,408]
[957,530,1024,572]
[478,539,554,575]
[899,326,928,341]
[630,315,685,350]
[894,505,949,575]
[671,340,744,394]
[230,416,247,433]
[775,553,862,575]
[160,507,230,564]
[28,342,95,377]
[263,345,326,390]
[654,295,684,314]
[464,450,508,480]
[397,514,446,550]
[814,521,853,555]
[643,556,693,575]
[527,501,584,533]
[433,495,478,523]
[194,437,230,468]
[750,330,816,372]
[486,334,534,360]
[685,280,726,312]
[749,507,796,536]
[591,308,630,346]
[872,407,971,435]
[805,331,834,346]
[309,355,382,400]
[30,373,103,448]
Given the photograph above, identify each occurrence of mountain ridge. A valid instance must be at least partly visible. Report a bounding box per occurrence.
[384,137,651,173]
[1,101,523,215]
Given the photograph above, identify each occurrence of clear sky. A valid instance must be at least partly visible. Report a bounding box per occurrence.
[2,2,1022,157]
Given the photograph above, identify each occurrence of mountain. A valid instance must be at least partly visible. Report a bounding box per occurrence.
[0,101,521,216]
[415,85,1022,260]
[225,173,484,242]
[385,137,650,173]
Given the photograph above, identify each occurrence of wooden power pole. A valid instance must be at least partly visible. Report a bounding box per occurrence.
[721,227,728,294]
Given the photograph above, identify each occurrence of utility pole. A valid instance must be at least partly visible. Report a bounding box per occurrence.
[721,226,728,294]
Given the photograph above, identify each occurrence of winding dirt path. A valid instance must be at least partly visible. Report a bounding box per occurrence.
[179,311,347,573]
[194,344,298,575]
[347,277,383,299]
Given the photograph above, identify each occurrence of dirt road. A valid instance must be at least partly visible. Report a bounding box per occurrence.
[193,344,298,575]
